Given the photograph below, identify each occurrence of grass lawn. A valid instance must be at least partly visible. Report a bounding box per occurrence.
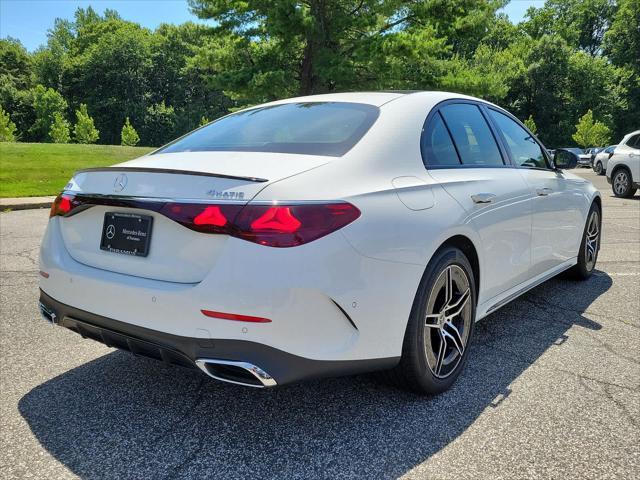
[0,143,154,197]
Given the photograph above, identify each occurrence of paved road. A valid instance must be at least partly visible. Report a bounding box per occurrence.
[1,169,638,479]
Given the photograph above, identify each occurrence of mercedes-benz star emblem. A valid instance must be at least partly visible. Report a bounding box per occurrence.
[106,224,116,239]
[113,173,128,192]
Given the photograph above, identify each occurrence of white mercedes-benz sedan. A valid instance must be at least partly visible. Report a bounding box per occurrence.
[39,91,602,394]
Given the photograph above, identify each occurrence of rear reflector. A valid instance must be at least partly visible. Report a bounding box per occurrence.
[201,309,272,323]
[49,193,360,247]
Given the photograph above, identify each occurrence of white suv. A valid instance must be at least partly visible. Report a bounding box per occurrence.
[607,130,640,197]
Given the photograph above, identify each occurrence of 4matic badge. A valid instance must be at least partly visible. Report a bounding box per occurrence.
[206,189,245,200]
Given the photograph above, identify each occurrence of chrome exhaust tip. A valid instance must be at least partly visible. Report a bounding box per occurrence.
[195,359,277,388]
[39,302,57,325]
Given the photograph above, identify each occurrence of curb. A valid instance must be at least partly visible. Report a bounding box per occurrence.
[1,197,55,211]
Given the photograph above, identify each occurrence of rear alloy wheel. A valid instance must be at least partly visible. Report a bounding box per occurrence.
[390,247,476,394]
[423,265,472,379]
[571,204,601,280]
[612,169,637,198]
[594,161,603,175]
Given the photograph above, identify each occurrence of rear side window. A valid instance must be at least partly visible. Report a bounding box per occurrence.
[439,104,503,166]
[421,112,460,166]
[156,102,379,157]
[488,109,549,169]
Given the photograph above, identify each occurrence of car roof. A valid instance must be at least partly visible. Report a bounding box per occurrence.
[256,90,493,108]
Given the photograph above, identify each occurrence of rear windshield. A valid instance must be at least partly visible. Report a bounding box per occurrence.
[156,102,380,157]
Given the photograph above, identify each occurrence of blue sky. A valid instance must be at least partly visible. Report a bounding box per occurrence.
[1,0,546,52]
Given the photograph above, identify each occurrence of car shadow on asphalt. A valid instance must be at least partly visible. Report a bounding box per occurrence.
[19,272,611,479]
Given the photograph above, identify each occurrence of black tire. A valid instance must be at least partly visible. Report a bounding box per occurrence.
[389,247,476,394]
[569,203,601,280]
[594,161,604,175]
[611,167,638,198]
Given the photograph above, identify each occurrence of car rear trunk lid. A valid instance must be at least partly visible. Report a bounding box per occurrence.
[58,152,330,283]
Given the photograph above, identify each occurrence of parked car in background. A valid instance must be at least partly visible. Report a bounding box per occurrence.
[607,130,640,197]
[38,91,602,394]
[592,145,617,175]
[585,147,604,165]
[554,148,591,168]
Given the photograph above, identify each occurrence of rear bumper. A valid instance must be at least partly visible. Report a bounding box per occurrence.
[40,216,424,362]
[39,289,398,386]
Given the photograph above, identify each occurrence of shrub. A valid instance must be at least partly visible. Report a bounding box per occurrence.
[29,85,68,142]
[0,106,17,142]
[73,103,99,143]
[121,117,140,146]
[524,115,538,135]
[49,112,70,143]
[572,110,611,147]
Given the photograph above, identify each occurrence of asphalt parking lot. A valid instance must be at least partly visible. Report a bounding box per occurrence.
[1,169,638,479]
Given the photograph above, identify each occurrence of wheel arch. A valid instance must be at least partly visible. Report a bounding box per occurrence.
[434,235,480,301]
[592,194,602,212]
[611,162,632,180]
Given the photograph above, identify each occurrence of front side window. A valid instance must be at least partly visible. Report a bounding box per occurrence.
[156,102,379,157]
[488,109,549,169]
[439,104,504,166]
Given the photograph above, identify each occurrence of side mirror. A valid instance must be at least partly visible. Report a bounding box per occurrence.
[553,152,577,169]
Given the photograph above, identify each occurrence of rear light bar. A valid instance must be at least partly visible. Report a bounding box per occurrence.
[50,193,360,247]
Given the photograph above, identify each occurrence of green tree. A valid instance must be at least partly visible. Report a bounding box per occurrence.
[199,116,209,126]
[49,111,71,143]
[73,103,99,143]
[56,10,154,144]
[0,106,17,142]
[121,117,140,146]
[524,115,538,135]
[142,101,176,146]
[29,84,68,141]
[523,0,616,55]
[504,35,573,146]
[0,38,35,140]
[188,0,459,104]
[572,110,611,147]
[604,0,640,138]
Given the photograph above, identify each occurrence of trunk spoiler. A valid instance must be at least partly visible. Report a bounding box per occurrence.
[75,167,269,183]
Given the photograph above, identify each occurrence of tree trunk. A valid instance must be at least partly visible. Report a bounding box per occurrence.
[300,41,315,95]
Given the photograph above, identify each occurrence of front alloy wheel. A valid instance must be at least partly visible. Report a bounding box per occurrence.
[584,210,599,272]
[571,203,601,280]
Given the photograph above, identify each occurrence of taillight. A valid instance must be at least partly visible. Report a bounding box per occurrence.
[159,203,243,234]
[234,203,360,247]
[50,193,76,217]
[48,192,360,247]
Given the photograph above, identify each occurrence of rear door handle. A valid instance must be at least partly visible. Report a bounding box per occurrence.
[471,193,496,204]
[536,187,553,196]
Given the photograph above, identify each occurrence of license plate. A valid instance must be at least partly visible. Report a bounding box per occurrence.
[100,212,153,257]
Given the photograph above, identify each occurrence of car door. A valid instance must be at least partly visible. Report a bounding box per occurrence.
[619,133,640,180]
[422,102,533,304]
[486,108,584,276]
